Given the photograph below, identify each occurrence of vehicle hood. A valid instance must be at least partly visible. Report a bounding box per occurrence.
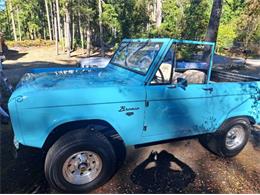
[9,64,146,108]
[15,65,144,93]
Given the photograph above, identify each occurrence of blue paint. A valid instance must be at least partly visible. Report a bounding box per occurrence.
[8,38,260,148]
[176,62,208,70]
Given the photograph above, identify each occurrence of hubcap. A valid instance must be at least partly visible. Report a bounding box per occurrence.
[62,151,102,185]
[225,125,245,150]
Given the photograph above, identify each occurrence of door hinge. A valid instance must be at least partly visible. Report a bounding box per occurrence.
[143,125,147,131]
[145,100,149,107]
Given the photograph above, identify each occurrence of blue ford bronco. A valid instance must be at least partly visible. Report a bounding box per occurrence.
[8,38,260,193]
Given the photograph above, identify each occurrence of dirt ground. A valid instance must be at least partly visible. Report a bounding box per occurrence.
[1,46,260,193]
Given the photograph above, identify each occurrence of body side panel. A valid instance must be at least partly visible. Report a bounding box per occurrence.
[206,81,260,126]
[140,81,259,144]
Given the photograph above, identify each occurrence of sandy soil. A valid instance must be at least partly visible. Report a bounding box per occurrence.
[1,46,260,193]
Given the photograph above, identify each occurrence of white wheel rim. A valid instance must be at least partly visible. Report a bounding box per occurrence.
[225,125,245,150]
[62,151,102,185]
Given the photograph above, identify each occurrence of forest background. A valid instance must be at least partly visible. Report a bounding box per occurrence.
[0,0,259,57]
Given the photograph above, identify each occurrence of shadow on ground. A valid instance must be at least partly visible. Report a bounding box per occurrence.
[2,61,75,70]
[5,49,28,61]
[131,150,196,193]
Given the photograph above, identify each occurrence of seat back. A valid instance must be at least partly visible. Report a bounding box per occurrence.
[183,70,206,84]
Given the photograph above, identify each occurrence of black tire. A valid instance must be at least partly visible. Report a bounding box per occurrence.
[199,118,251,157]
[252,130,260,148]
[45,129,117,193]
[107,137,126,169]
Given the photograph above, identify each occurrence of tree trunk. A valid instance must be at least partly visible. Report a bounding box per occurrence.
[86,20,91,57]
[16,8,22,41]
[72,15,75,50]
[156,0,162,28]
[86,0,91,57]
[62,19,66,53]
[204,0,223,59]
[205,0,223,43]
[98,0,105,57]
[29,29,33,40]
[64,19,67,49]
[78,6,84,54]
[55,0,61,40]
[56,0,65,52]
[33,29,36,39]
[9,0,17,41]
[45,0,52,40]
[50,0,55,41]
[65,6,71,57]
[80,27,84,55]
[152,0,156,23]
[54,14,58,55]
[146,2,151,31]
[43,27,46,40]
[5,1,11,38]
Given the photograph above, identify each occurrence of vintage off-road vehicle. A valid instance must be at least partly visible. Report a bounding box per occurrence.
[8,39,260,193]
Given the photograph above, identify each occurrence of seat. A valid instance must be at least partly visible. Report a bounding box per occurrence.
[159,61,172,81]
[183,70,206,84]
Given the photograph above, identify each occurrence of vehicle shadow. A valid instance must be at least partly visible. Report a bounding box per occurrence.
[130,150,196,193]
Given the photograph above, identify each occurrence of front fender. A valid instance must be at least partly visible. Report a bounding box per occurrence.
[18,101,145,148]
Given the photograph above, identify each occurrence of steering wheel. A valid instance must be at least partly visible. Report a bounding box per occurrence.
[138,56,152,68]
[154,68,165,83]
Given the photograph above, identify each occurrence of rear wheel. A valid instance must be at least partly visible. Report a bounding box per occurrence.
[199,118,251,157]
[45,129,117,193]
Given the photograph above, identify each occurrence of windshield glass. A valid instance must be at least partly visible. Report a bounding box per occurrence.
[110,41,162,74]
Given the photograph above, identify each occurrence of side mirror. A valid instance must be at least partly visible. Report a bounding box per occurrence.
[167,77,188,90]
[176,77,188,90]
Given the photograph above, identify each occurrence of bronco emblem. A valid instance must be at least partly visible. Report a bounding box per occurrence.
[118,106,140,112]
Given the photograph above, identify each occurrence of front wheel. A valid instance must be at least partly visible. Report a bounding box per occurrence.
[199,118,251,157]
[45,129,117,193]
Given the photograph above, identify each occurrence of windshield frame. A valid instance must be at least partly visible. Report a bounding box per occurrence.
[109,39,165,76]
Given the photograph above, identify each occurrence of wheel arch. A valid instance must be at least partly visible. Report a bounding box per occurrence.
[42,119,126,153]
[199,115,252,157]
[217,115,255,132]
